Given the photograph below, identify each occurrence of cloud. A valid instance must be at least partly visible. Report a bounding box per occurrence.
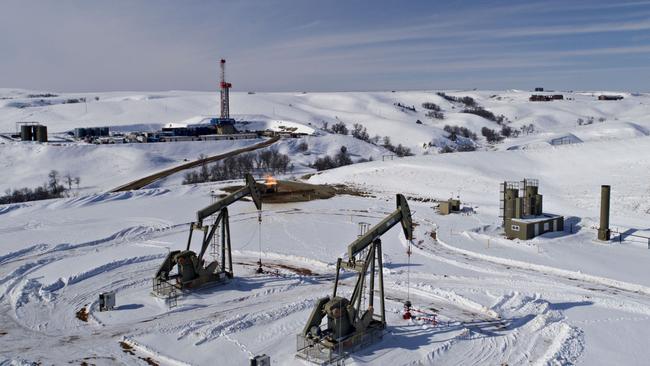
[0,0,648,92]
[486,19,650,38]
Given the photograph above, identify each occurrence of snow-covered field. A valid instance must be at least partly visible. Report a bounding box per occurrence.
[1,89,650,365]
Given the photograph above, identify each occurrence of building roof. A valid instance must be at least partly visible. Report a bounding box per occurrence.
[511,213,562,224]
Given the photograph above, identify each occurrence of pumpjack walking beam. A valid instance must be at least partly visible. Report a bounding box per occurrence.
[154,173,262,291]
[190,174,262,276]
[195,174,262,228]
[341,193,412,325]
[297,194,413,362]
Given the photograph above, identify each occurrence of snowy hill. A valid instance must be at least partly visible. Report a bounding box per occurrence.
[1,88,650,365]
[2,88,649,153]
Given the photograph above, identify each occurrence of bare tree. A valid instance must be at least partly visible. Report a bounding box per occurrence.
[64,173,73,190]
[198,154,209,182]
[48,170,62,195]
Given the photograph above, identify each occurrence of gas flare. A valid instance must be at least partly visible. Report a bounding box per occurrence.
[264,175,278,187]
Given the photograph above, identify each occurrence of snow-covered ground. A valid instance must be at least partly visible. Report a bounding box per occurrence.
[2,88,649,153]
[1,89,650,365]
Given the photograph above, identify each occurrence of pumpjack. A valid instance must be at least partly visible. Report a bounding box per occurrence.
[154,174,262,293]
[297,194,413,364]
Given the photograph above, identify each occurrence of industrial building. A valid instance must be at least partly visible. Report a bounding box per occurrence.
[529,95,552,102]
[159,132,257,142]
[529,94,564,102]
[500,178,564,240]
[598,95,624,101]
[438,198,461,215]
[74,127,109,139]
[161,116,238,137]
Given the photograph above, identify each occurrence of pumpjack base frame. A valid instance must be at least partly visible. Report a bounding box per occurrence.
[152,271,231,298]
[296,322,385,365]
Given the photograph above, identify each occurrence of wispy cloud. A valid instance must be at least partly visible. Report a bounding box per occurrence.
[486,19,650,38]
[1,0,648,92]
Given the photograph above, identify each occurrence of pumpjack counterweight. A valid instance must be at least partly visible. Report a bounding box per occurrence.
[153,174,262,295]
[296,194,413,365]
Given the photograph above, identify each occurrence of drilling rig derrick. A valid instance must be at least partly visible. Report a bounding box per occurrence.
[220,59,232,119]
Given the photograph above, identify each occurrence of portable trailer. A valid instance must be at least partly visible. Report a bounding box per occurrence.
[296,194,413,365]
[153,174,262,295]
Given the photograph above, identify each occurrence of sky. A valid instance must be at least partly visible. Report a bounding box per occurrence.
[1,0,649,92]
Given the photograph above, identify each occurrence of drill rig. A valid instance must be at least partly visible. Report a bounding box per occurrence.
[297,194,413,364]
[153,174,262,294]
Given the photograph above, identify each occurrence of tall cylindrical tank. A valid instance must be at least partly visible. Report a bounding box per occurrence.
[504,188,518,219]
[535,195,543,215]
[514,197,522,218]
[35,125,48,142]
[525,185,538,197]
[524,185,538,216]
[598,185,611,241]
[20,125,33,141]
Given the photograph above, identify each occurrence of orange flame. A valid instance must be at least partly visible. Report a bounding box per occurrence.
[264,175,277,187]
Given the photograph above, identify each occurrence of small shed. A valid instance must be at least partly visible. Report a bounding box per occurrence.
[438,199,461,215]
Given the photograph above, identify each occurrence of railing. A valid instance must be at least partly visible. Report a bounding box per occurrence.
[565,224,650,248]
[296,324,384,365]
[609,228,650,248]
[296,333,345,365]
[152,278,179,308]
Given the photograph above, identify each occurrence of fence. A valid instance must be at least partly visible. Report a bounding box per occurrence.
[609,228,650,248]
[566,223,650,248]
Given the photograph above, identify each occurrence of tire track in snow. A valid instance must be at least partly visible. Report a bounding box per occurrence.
[0,244,48,265]
[436,234,650,296]
[41,254,166,293]
[191,298,316,346]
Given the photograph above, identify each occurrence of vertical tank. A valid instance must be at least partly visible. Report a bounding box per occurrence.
[535,195,543,215]
[524,185,538,216]
[35,125,48,142]
[504,188,518,220]
[20,125,33,141]
[525,185,538,197]
[514,197,522,218]
[598,185,611,241]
